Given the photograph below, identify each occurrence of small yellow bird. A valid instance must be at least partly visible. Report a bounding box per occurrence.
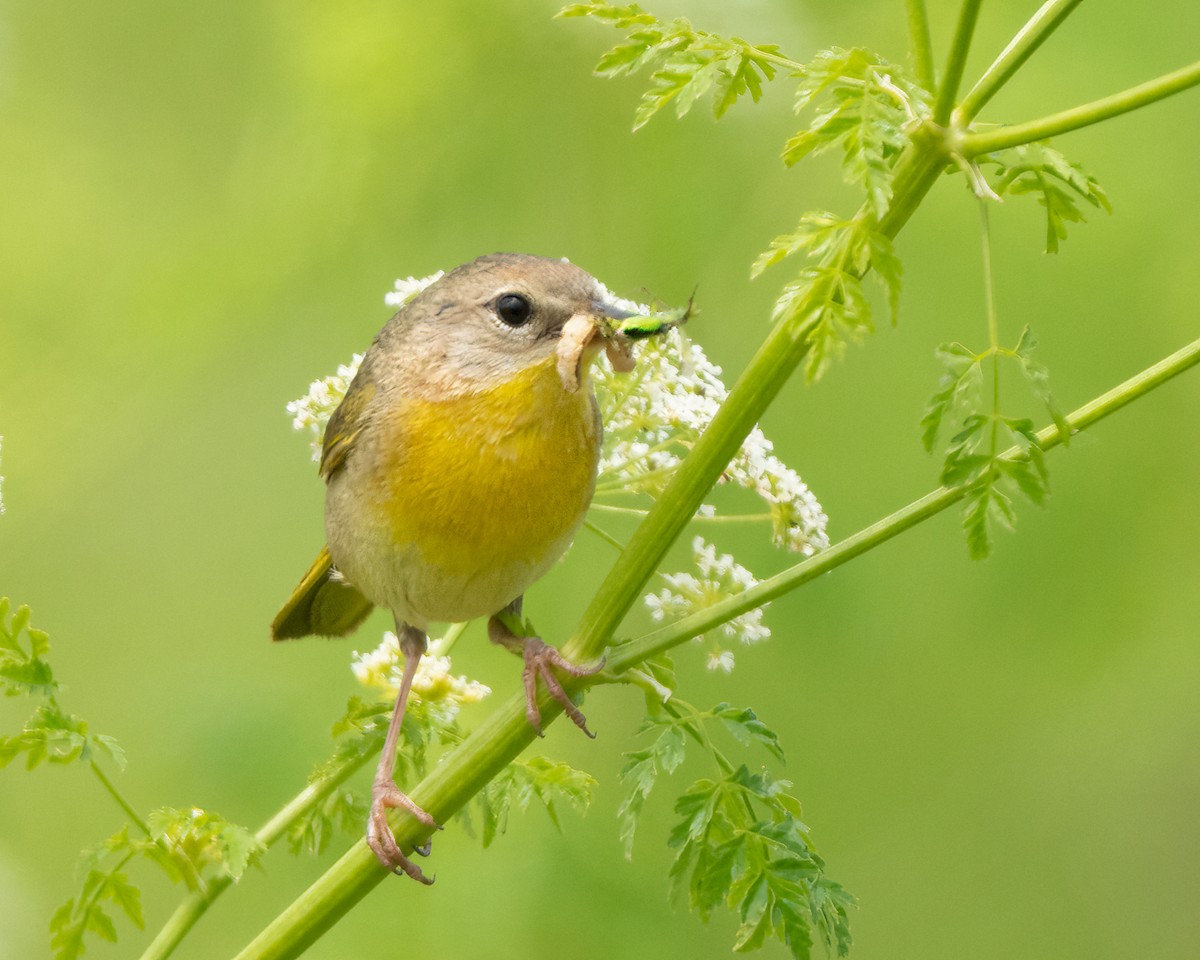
[272,253,646,882]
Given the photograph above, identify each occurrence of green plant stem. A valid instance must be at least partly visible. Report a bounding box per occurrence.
[962,59,1200,155]
[904,0,937,92]
[90,760,152,837]
[138,751,371,960]
[607,334,1200,673]
[584,518,627,551]
[933,0,985,124]
[979,201,1000,456]
[954,0,1084,124]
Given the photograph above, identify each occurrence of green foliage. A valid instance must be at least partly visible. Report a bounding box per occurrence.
[2,600,266,956]
[558,2,785,129]
[50,854,144,960]
[970,142,1111,253]
[474,756,597,847]
[0,596,57,698]
[617,696,851,958]
[148,806,265,885]
[786,47,930,217]
[1,600,125,771]
[923,326,1067,559]
[754,212,903,382]
[668,766,853,959]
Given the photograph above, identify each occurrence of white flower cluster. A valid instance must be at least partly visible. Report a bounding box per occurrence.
[285,354,364,462]
[352,630,491,725]
[384,271,445,309]
[593,328,829,555]
[644,536,769,673]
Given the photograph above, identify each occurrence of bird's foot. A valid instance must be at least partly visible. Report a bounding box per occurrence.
[520,636,604,738]
[366,777,441,884]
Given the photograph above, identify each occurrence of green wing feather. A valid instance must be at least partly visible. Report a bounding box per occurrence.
[270,546,374,640]
[319,360,378,480]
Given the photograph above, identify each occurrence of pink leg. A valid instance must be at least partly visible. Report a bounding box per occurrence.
[366,624,441,882]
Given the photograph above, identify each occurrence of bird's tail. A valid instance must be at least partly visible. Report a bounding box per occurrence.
[271,545,374,640]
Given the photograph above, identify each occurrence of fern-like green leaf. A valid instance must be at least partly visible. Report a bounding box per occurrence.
[561,2,786,129]
[976,142,1111,253]
[786,47,928,216]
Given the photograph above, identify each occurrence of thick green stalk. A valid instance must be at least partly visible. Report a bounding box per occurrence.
[904,0,937,92]
[608,334,1200,671]
[954,0,1084,124]
[962,59,1200,155]
[932,0,985,124]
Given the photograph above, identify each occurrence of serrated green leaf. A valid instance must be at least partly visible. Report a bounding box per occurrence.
[713,48,775,119]
[785,47,927,214]
[776,893,816,960]
[50,909,87,960]
[980,142,1111,253]
[594,30,665,77]
[105,871,144,929]
[714,704,785,761]
[669,779,720,848]
[865,227,902,323]
[1014,326,1071,442]
[962,471,1017,559]
[921,343,982,453]
[1001,457,1049,507]
[733,874,772,950]
[752,211,845,278]
[556,2,658,27]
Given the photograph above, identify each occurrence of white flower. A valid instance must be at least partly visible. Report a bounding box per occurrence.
[707,649,736,673]
[644,536,771,665]
[285,354,363,461]
[384,271,445,308]
[352,630,490,725]
[594,328,828,555]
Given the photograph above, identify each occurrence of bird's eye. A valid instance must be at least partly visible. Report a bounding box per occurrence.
[496,293,532,327]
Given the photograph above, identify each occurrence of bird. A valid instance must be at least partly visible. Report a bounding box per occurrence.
[271,252,645,883]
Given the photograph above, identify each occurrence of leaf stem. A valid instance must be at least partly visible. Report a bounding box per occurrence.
[933,0,985,124]
[607,334,1200,672]
[961,59,1200,155]
[89,760,153,837]
[584,518,627,551]
[979,200,1001,456]
[954,0,1084,124]
[904,0,937,92]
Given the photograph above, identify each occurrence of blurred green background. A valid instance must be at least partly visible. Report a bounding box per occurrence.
[3,1,1199,957]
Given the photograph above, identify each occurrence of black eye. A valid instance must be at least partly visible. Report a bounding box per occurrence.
[496,293,532,326]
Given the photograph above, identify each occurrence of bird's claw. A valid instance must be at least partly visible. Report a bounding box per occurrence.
[366,779,440,883]
[521,637,604,738]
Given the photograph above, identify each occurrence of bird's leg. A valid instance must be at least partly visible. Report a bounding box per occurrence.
[367,622,441,882]
[487,596,604,738]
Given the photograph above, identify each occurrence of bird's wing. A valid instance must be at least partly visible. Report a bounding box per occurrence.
[319,358,379,480]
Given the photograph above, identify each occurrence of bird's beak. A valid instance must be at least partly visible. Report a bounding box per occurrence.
[557,302,638,393]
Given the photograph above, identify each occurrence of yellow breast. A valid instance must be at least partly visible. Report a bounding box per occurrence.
[375,355,601,577]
